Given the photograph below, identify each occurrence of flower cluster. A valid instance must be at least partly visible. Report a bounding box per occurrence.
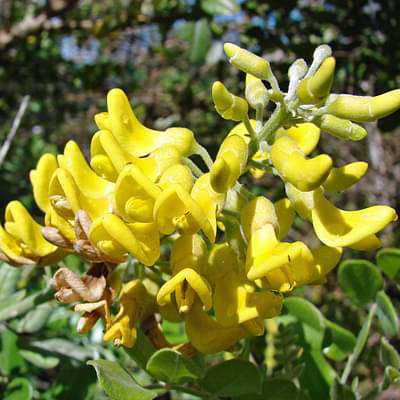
[1,43,398,355]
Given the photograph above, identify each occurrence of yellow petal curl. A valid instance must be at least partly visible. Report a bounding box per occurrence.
[323,162,368,192]
[271,135,332,192]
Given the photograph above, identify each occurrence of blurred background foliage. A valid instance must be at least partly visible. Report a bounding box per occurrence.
[0,0,399,399]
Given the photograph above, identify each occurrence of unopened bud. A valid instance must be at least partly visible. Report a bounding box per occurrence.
[316,114,367,141]
[224,43,272,81]
[326,89,400,122]
[245,74,269,109]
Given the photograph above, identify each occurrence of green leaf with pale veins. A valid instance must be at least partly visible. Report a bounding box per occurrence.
[88,359,157,400]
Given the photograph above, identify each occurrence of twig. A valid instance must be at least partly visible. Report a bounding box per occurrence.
[0,95,30,167]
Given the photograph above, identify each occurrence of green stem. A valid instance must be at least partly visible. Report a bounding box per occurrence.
[243,115,257,141]
[192,142,213,170]
[248,159,273,173]
[255,104,264,134]
[257,104,289,146]
[340,304,377,384]
[182,157,204,177]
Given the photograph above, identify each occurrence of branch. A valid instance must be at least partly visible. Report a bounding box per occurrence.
[0,0,79,50]
[0,95,30,167]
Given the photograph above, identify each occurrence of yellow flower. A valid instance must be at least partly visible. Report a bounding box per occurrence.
[210,134,248,193]
[245,74,269,109]
[184,302,246,354]
[209,244,283,336]
[274,198,295,239]
[315,114,367,141]
[246,223,342,291]
[48,168,109,221]
[114,163,162,223]
[212,81,248,122]
[277,123,321,155]
[89,214,160,266]
[286,184,397,250]
[57,140,113,199]
[103,88,195,157]
[103,280,155,348]
[90,129,182,182]
[157,234,212,314]
[29,153,58,213]
[0,201,62,266]
[271,134,332,192]
[154,173,224,242]
[323,162,368,192]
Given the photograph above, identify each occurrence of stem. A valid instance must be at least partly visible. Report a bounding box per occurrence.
[234,183,256,201]
[182,157,203,177]
[340,304,377,384]
[258,104,289,146]
[248,159,273,173]
[0,95,30,167]
[255,104,264,134]
[243,115,257,141]
[192,142,213,170]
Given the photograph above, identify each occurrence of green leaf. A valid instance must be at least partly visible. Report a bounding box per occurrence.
[18,302,53,333]
[0,287,53,322]
[201,359,262,397]
[201,0,240,15]
[376,247,400,283]
[189,19,212,64]
[284,297,326,349]
[20,349,60,369]
[88,359,157,400]
[299,350,336,399]
[338,260,383,306]
[124,329,156,370]
[29,338,95,361]
[146,348,200,383]
[323,319,356,361]
[330,377,356,400]
[379,338,400,369]
[0,290,26,310]
[4,377,33,400]
[0,328,25,375]
[376,290,399,337]
[236,378,307,400]
[0,264,20,300]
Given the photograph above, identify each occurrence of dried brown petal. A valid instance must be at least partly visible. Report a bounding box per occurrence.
[41,226,72,248]
[74,210,92,240]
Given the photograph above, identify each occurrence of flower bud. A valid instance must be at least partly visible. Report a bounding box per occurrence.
[316,114,367,141]
[245,74,269,109]
[326,89,400,122]
[212,81,248,121]
[224,43,272,80]
[297,57,335,104]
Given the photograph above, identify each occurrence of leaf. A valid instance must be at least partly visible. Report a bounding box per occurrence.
[201,0,240,15]
[29,338,95,361]
[236,377,308,400]
[20,349,60,369]
[376,247,400,283]
[338,260,383,307]
[124,329,156,370]
[0,290,26,310]
[284,297,326,349]
[379,338,400,369]
[0,264,20,300]
[201,359,262,397]
[323,319,356,361]
[299,350,336,399]
[146,348,200,383]
[0,287,53,322]
[189,19,212,64]
[4,377,33,400]
[0,328,25,375]
[330,377,356,400]
[88,359,157,400]
[376,290,399,337]
[18,302,53,333]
